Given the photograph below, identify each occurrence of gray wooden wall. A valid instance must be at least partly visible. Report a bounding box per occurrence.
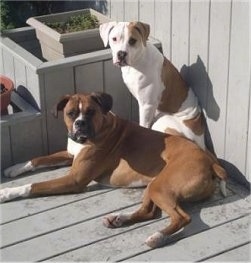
[101,0,250,184]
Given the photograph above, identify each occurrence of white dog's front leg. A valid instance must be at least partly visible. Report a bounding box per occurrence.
[0,184,32,203]
[139,103,156,128]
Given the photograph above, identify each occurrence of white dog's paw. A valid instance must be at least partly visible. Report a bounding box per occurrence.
[4,161,33,178]
[102,213,131,228]
[145,232,166,248]
[0,184,32,203]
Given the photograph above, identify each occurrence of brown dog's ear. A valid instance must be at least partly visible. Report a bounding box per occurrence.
[91,92,113,114]
[131,22,150,46]
[51,95,71,118]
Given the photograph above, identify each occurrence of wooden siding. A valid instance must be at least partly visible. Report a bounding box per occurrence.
[105,0,250,183]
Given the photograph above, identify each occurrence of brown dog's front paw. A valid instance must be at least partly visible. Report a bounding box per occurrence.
[102,213,130,228]
[145,232,166,248]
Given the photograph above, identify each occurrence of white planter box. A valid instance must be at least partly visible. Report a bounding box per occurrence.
[27,9,111,61]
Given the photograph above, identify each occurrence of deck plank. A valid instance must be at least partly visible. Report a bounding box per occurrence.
[0,167,250,262]
[51,195,251,262]
[1,188,143,248]
[0,168,112,224]
[207,243,251,262]
[124,215,250,262]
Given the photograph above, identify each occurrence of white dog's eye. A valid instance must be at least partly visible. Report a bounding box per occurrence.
[112,37,117,42]
[129,38,137,46]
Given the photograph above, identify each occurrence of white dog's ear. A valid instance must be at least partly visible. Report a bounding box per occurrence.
[99,22,117,47]
[132,22,150,46]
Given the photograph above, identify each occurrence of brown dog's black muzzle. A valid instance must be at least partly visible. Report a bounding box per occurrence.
[69,118,95,144]
[75,119,86,130]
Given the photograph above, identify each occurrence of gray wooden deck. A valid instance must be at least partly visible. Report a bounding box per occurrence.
[0,167,250,262]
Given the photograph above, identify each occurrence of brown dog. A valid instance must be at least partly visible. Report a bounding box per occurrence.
[1,92,227,248]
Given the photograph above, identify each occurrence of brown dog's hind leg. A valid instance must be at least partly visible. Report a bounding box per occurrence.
[130,185,161,223]
[145,180,191,248]
[103,184,161,228]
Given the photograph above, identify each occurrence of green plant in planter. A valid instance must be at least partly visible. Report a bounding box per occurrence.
[45,13,99,33]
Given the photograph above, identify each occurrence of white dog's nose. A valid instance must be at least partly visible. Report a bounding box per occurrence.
[117,51,127,61]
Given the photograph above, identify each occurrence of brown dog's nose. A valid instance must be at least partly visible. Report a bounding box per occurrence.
[117,51,127,61]
[75,119,85,129]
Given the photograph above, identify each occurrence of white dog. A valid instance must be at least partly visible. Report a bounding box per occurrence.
[100,21,205,149]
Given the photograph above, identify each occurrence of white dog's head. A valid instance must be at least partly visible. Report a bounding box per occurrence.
[99,21,150,66]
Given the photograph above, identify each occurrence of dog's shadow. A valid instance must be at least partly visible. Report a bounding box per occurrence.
[180,56,221,152]
[179,55,250,187]
[180,55,220,122]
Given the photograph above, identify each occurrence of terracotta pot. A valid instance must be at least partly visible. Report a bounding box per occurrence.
[0,75,14,115]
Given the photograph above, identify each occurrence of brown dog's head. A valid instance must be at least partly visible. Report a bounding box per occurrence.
[52,92,113,144]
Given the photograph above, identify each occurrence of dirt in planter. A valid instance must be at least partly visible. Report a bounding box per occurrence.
[0,84,7,94]
[45,13,100,33]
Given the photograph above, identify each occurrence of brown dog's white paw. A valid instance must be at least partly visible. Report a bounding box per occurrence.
[4,161,33,178]
[0,188,11,203]
[145,232,166,248]
[0,184,32,203]
[102,213,131,228]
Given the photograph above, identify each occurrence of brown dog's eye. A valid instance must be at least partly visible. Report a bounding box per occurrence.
[85,108,95,117]
[128,38,137,46]
[67,110,78,119]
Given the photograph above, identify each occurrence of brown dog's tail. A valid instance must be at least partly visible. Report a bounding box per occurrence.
[212,163,228,197]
